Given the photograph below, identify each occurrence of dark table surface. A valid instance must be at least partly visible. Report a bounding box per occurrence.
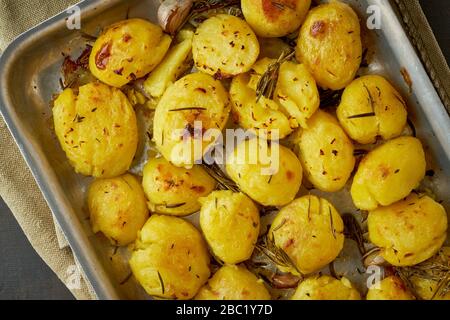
[0,0,449,300]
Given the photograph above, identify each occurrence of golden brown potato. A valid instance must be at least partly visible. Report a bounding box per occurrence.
[270,195,344,275]
[291,275,361,300]
[153,73,231,167]
[351,136,426,211]
[226,138,302,206]
[200,191,260,264]
[368,193,447,267]
[296,1,362,90]
[295,110,355,192]
[53,82,138,178]
[88,174,149,246]
[89,19,172,87]
[258,37,293,59]
[195,265,271,300]
[192,14,260,78]
[366,276,415,300]
[142,157,216,216]
[129,215,210,299]
[337,75,408,144]
[242,0,311,38]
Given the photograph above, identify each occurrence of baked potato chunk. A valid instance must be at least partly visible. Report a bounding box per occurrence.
[270,195,344,275]
[242,0,311,38]
[366,276,415,300]
[192,14,260,78]
[351,136,426,210]
[291,275,361,300]
[153,73,231,167]
[89,19,172,87]
[142,157,216,216]
[368,193,447,267]
[295,110,355,192]
[200,191,260,264]
[88,174,148,246]
[53,82,138,178]
[195,265,270,300]
[129,215,210,299]
[226,138,302,206]
[296,1,362,90]
[337,75,408,144]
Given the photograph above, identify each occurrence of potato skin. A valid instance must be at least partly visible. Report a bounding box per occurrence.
[195,265,270,300]
[368,194,447,267]
[88,174,149,246]
[153,73,230,167]
[296,1,362,90]
[337,75,408,144]
[242,0,311,38]
[89,19,171,87]
[200,191,260,264]
[366,276,414,300]
[296,110,355,192]
[129,215,210,300]
[291,275,361,300]
[192,14,260,78]
[226,138,302,206]
[142,157,216,216]
[270,195,344,275]
[351,136,426,210]
[53,82,138,178]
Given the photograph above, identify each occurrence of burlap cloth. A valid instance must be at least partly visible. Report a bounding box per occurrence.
[0,0,448,300]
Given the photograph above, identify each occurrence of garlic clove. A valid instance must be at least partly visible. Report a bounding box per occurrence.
[158,0,194,35]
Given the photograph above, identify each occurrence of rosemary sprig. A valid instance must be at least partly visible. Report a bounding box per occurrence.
[157,271,165,295]
[256,50,295,102]
[347,112,376,119]
[342,213,366,256]
[169,107,207,112]
[201,163,240,192]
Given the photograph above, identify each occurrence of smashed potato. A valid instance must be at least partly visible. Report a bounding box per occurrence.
[153,73,231,167]
[295,110,355,192]
[200,191,260,264]
[242,0,311,38]
[337,75,408,144]
[351,136,426,210]
[368,193,447,266]
[226,138,302,206]
[366,276,414,300]
[196,265,270,300]
[192,14,260,78]
[129,215,210,299]
[296,1,362,90]
[270,195,344,275]
[88,174,149,246]
[89,19,172,87]
[291,275,361,300]
[142,157,216,216]
[53,82,138,178]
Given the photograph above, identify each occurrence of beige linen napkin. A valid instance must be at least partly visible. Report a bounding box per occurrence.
[0,0,448,300]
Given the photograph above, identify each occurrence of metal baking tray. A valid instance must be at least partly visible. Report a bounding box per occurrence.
[0,0,449,300]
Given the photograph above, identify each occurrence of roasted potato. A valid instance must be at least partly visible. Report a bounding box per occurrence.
[142,157,216,216]
[366,276,415,300]
[89,19,172,87]
[241,0,311,38]
[270,195,344,275]
[226,138,302,206]
[291,275,361,300]
[368,193,447,267]
[295,110,355,192]
[337,75,408,144]
[258,37,293,59]
[296,1,362,90]
[88,174,149,246]
[53,82,138,178]
[192,14,260,78]
[351,136,426,210]
[200,191,260,264]
[153,73,231,167]
[129,215,210,299]
[195,265,271,300]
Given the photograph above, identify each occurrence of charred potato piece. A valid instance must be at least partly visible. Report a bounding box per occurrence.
[291,275,361,300]
[366,276,415,300]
